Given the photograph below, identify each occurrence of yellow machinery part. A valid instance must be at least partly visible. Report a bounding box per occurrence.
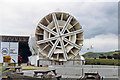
[3,56,11,66]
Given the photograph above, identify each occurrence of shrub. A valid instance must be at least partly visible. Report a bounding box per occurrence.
[107,56,112,59]
[99,56,106,59]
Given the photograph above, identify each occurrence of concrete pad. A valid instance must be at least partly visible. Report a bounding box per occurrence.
[84,68,118,77]
[49,65,119,78]
[22,65,119,79]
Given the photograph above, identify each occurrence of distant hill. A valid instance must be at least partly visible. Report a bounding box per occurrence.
[82,51,119,59]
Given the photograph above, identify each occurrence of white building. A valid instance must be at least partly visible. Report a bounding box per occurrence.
[0,35,31,63]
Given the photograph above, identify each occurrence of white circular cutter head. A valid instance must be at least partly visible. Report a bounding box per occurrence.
[35,12,83,61]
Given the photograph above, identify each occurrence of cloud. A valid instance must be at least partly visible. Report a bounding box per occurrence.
[76,2,118,38]
[0,0,118,52]
[0,1,118,38]
[80,34,118,54]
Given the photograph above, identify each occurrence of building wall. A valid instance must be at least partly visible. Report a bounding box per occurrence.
[0,36,2,63]
[0,42,18,63]
[0,36,1,42]
[0,36,2,54]
[0,35,31,63]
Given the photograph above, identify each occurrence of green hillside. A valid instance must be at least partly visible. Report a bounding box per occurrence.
[82,51,120,66]
[82,51,119,58]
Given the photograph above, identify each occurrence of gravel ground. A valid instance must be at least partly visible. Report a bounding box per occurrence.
[21,63,48,70]
[0,67,2,80]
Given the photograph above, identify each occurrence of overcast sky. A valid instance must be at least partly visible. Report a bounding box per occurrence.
[0,0,119,54]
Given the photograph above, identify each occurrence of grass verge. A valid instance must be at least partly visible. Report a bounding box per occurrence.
[85,58,120,66]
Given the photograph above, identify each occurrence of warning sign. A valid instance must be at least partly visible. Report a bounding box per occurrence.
[1,48,8,55]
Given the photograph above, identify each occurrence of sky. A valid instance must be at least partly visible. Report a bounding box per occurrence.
[0,0,119,54]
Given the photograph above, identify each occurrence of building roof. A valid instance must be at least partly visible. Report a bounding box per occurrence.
[0,35,30,42]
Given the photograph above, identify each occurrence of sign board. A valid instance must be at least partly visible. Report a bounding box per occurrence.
[1,42,9,56]
[10,42,18,55]
[1,48,9,55]
[0,42,18,63]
